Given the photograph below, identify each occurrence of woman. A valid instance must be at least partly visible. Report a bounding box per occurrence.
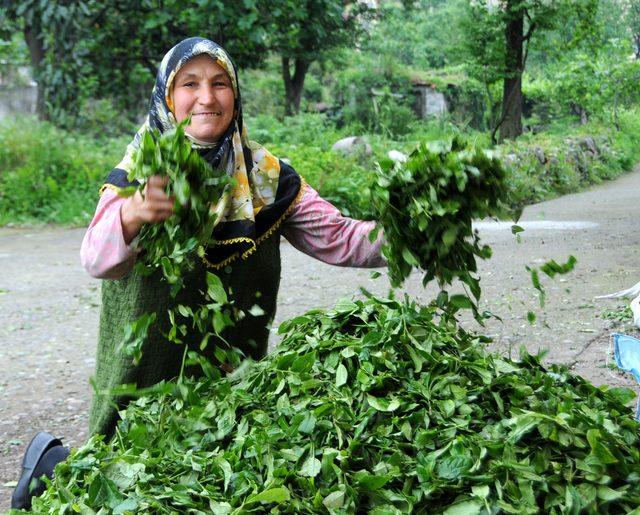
[12,37,384,508]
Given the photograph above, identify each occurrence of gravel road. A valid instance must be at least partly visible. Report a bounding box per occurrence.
[2,168,640,511]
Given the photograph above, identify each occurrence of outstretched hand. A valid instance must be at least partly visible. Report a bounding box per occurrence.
[120,175,175,244]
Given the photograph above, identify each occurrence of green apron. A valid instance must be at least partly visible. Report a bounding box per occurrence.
[89,234,281,438]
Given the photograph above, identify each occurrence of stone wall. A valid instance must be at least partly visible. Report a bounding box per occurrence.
[0,63,37,120]
[413,85,448,118]
[0,85,38,120]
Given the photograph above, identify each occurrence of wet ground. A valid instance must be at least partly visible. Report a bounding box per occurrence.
[2,168,640,511]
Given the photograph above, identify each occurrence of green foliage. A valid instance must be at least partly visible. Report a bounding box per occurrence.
[330,51,417,135]
[242,65,287,119]
[247,113,376,219]
[1,0,365,123]
[0,31,28,70]
[522,75,555,125]
[248,112,343,148]
[124,122,231,296]
[31,293,640,513]
[284,146,375,220]
[266,0,363,64]
[3,109,640,227]
[73,97,140,140]
[461,0,601,140]
[0,118,125,225]
[502,109,640,207]
[0,0,99,123]
[361,0,467,70]
[542,41,640,125]
[553,54,602,122]
[417,68,487,130]
[373,92,417,139]
[372,137,511,309]
[602,304,633,324]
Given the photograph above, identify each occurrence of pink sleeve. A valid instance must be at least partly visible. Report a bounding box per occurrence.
[80,189,138,279]
[282,184,386,268]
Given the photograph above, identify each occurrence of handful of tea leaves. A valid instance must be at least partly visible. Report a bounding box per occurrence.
[372,137,511,304]
[118,122,234,361]
[126,122,231,286]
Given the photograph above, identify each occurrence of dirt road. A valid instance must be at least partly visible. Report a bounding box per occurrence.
[2,169,640,510]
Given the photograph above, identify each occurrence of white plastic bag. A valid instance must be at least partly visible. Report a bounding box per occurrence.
[596,281,640,328]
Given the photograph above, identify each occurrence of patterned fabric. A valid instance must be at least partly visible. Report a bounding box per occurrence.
[104,37,301,268]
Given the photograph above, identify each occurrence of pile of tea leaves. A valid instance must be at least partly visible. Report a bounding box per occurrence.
[372,137,512,307]
[25,134,640,514]
[32,295,640,514]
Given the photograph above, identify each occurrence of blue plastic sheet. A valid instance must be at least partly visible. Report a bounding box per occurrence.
[613,333,640,421]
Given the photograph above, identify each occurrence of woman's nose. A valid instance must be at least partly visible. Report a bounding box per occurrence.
[198,86,216,105]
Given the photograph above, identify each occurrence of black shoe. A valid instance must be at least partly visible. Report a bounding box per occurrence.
[11,432,69,510]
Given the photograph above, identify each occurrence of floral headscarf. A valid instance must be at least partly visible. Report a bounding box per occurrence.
[102,37,302,268]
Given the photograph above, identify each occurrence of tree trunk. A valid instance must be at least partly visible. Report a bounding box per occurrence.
[282,57,310,116]
[613,90,620,131]
[23,23,47,120]
[499,1,524,142]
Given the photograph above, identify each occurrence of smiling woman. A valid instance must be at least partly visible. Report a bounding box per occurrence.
[171,54,235,143]
[11,36,387,510]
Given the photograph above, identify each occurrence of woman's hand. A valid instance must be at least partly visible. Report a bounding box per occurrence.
[120,175,175,244]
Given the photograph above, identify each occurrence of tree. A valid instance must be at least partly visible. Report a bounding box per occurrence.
[463,0,599,143]
[624,0,640,58]
[266,0,365,115]
[0,0,107,122]
[359,0,467,71]
[1,0,49,119]
[0,0,366,124]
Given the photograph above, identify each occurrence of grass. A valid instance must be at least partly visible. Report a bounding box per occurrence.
[1,109,639,226]
[0,117,126,225]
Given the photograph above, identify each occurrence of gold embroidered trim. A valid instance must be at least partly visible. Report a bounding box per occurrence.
[99,183,138,199]
[201,176,307,270]
[99,184,123,197]
[200,237,257,270]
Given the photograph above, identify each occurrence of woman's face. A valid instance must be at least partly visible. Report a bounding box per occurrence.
[172,54,235,142]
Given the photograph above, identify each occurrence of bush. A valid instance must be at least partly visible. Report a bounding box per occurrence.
[499,109,640,207]
[522,76,555,126]
[251,113,377,220]
[330,52,417,134]
[2,110,640,227]
[73,97,140,140]
[275,145,376,220]
[373,92,417,138]
[247,113,342,148]
[241,65,286,119]
[0,118,125,225]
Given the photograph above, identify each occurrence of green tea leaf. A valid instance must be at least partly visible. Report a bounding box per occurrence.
[367,395,400,412]
[336,363,348,387]
[247,487,291,504]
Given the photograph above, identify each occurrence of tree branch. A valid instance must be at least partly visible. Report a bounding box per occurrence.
[522,22,536,42]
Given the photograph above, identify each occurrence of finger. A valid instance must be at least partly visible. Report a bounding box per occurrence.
[149,211,174,223]
[147,175,170,188]
[146,186,172,201]
[143,200,175,216]
[141,207,174,224]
